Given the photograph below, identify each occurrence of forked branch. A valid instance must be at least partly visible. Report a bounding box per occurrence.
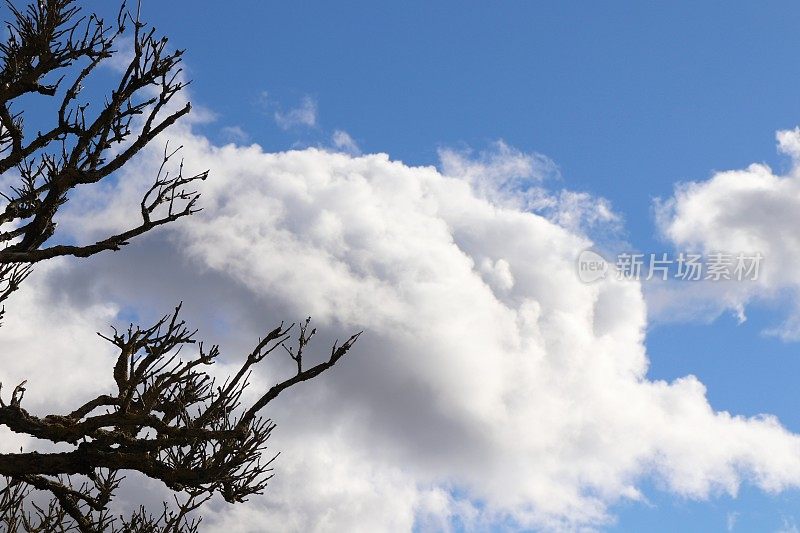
[0,306,360,531]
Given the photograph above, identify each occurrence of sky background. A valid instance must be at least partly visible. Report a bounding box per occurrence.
[111,1,800,530]
[11,1,800,531]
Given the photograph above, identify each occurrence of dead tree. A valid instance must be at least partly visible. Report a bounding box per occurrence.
[0,1,359,530]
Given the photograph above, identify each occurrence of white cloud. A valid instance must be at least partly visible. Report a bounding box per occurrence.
[274,95,318,130]
[10,127,800,531]
[0,260,118,413]
[332,130,360,155]
[657,127,800,338]
[727,511,739,531]
[543,189,621,237]
[438,140,557,197]
[777,516,800,533]
[439,141,620,240]
[220,125,250,144]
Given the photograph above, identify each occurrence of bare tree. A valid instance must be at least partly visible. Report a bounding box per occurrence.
[0,1,359,530]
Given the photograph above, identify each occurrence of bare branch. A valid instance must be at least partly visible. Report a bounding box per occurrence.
[0,308,358,526]
[0,0,203,316]
[0,1,362,528]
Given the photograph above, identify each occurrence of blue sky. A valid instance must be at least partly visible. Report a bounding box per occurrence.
[68,1,800,530]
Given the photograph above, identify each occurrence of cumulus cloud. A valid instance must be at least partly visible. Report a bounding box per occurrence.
[7,125,800,532]
[657,128,800,338]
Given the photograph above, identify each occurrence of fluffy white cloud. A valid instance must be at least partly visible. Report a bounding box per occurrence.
[657,128,800,338]
[6,127,800,532]
[0,260,118,411]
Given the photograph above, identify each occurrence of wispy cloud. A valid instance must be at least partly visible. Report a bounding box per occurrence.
[331,130,360,154]
[220,125,249,144]
[727,511,739,531]
[274,95,317,130]
[438,140,620,240]
[777,516,799,533]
